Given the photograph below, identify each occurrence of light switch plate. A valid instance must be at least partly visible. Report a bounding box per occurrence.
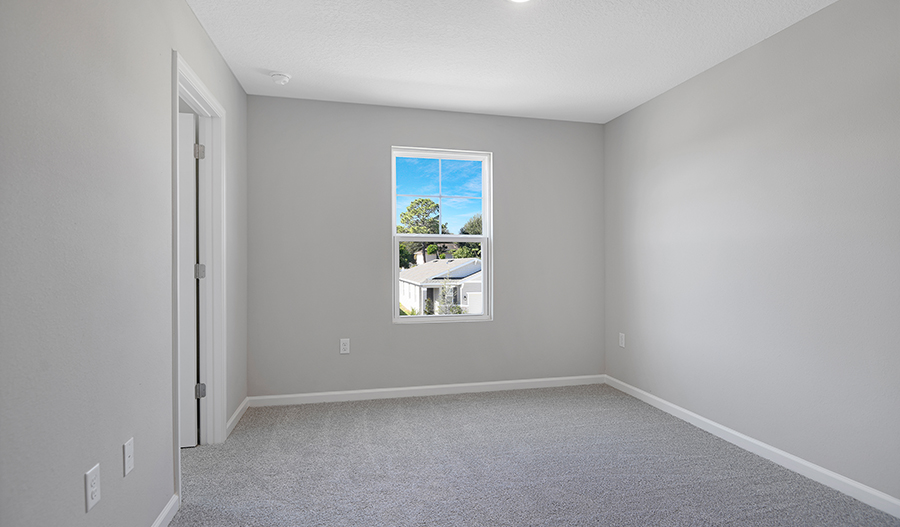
[124,438,134,476]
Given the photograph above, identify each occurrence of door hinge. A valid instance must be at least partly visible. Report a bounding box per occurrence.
[195,383,207,399]
[194,144,205,160]
[194,263,206,279]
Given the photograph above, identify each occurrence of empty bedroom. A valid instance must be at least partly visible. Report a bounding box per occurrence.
[0,0,897,526]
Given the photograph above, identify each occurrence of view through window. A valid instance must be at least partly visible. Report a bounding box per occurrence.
[393,147,491,322]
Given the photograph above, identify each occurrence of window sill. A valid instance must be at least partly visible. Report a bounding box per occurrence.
[393,314,492,324]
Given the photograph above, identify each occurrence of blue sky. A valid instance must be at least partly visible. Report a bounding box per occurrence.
[396,157,482,234]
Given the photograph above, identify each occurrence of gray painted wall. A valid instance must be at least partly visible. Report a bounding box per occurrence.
[604,0,899,499]
[0,1,248,526]
[248,98,604,396]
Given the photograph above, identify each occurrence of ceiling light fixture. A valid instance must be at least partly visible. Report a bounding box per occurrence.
[270,72,291,86]
[508,0,531,3]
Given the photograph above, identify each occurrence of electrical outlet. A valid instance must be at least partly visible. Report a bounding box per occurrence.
[124,438,134,476]
[85,463,101,512]
[619,333,626,348]
[340,338,350,355]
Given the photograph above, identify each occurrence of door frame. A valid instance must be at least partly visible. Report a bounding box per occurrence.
[171,51,228,497]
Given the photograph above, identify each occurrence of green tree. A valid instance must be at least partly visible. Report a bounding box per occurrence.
[397,198,449,262]
[398,198,440,234]
[452,213,482,259]
[460,213,482,235]
[451,245,479,259]
[398,242,415,269]
[427,243,450,259]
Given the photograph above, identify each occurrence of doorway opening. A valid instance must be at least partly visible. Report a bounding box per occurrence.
[177,108,202,448]
[173,51,228,498]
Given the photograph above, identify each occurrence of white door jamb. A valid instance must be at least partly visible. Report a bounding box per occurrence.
[171,50,228,499]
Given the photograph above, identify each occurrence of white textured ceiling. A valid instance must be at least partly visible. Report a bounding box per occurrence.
[185,0,838,124]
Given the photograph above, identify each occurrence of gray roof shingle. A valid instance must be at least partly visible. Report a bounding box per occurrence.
[399,258,481,285]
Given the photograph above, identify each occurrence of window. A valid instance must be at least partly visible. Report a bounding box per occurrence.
[393,146,492,323]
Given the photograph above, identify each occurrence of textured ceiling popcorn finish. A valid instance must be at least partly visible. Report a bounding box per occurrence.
[185,0,838,124]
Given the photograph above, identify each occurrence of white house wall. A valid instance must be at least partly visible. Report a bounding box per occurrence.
[460,278,483,315]
[604,0,900,500]
[399,280,423,314]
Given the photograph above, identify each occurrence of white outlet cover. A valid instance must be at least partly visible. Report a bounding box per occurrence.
[85,463,101,512]
[619,333,626,348]
[124,438,134,476]
[340,338,350,355]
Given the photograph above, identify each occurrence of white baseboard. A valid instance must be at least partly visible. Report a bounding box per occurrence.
[247,374,606,408]
[226,396,250,437]
[152,494,180,527]
[603,376,900,519]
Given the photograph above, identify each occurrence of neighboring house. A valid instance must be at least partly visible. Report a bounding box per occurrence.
[414,251,439,266]
[459,270,483,315]
[413,243,458,265]
[399,258,482,314]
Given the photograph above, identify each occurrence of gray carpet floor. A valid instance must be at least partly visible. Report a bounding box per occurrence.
[170,384,899,526]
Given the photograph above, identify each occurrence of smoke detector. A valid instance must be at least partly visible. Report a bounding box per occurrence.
[270,72,291,86]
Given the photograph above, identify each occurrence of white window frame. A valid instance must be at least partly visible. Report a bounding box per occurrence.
[392,146,492,324]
